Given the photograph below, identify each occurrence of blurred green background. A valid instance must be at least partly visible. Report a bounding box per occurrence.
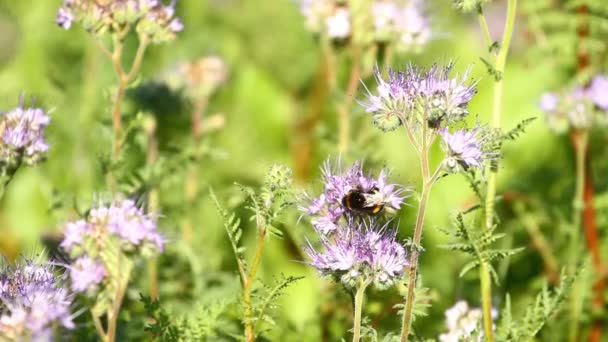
[0,0,592,340]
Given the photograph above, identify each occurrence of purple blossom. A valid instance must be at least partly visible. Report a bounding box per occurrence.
[56,7,73,29]
[0,259,74,341]
[59,219,89,252]
[440,128,487,170]
[306,219,409,289]
[69,257,106,293]
[589,74,608,110]
[539,92,558,112]
[89,199,165,251]
[301,159,408,235]
[360,63,477,131]
[1,105,50,165]
[372,0,431,51]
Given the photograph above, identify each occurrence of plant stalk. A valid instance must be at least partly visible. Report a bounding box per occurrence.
[352,280,370,342]
[244,226,267,342]
[399,126,436,341]
[477,2,517,340]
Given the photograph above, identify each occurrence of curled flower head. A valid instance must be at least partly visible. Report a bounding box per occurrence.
[440,127,494,172]
[540,74,608,133]
[0,101,50,168]
[305,219,409,289]
[360,63,477,132]
[0,258,74,341]
[69,257,106,293]
[301,159,409,235]
[57,0,183,43]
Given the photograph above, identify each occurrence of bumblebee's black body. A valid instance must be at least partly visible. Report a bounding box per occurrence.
[342,187,384,215]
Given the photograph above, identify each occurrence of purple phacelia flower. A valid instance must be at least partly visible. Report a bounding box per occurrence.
[57,0,183,43]
[0,258,74,341]
[299,1,351,40]
[88,199,165,251]
[360,62,477,132]
[0,103,50,166]
[301,159,409,235]
[56,7,73,29]
[305,219,409,289]
[61,198,165,258]
[539,74,608,133]
[69,257,106,293]
[440,127,492,171]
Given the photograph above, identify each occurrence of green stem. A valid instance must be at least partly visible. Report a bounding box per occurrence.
[352,280,370,342]
[337,48,361,154]
[478,2,517,340]
[399,129,438,341]
[106,261,133,342]
[145,115,159,300]
[244,226,267,342]
[91,311,107,341]
[568,130,588,342]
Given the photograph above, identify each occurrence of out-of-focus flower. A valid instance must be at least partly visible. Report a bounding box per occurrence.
[165,56,228,99]
[69,257,107,293]
[439,300,497,342]
[360,63,477,131]
[372,0,431,51]
[56,0,183,43]
[60,198,165,294]
[299,0,432,49]
[305,219,409,289]
[539,74,608,133]
[440,127,493,171]
[0,102,50,168]
[301,159,408,235]
[0,258,74,341]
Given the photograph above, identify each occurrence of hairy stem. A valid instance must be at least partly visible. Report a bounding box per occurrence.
[352,280,370,342]
[478,1,517,340]
[400,128,436,341]
[244,226,267,342]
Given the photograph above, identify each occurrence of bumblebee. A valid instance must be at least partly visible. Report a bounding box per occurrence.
[342,187,384,215]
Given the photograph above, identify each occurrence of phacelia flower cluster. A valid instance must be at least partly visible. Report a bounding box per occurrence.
[438,300,496,342]
[56,0,183,43]
[301,159,408,235]
[0,258,74,341]
[0,102,50,169]
[361,63,477,131]
[306,219,409,289]
[61,198,164,293]
[298,0,431,50]
[539,74,608,133]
